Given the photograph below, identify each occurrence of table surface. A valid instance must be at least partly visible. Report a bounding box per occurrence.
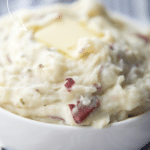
[141,142,150,150]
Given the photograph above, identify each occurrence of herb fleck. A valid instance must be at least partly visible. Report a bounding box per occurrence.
[20,98,25,105]
[124,60,129,66]
[21,54,25,58]
[39,64,44,68]
[27,69,32,72]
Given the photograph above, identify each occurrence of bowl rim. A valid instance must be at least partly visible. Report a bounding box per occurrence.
[0,106,150,130]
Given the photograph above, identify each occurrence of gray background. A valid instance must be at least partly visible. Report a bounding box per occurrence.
[0,0,150,25]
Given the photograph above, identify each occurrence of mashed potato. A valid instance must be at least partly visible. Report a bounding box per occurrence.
[0,0,150,129]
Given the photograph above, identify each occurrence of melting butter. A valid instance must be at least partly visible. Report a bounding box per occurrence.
[34,18,103,59]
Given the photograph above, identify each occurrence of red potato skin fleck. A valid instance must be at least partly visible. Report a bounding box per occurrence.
[77,100,80,107]
[117,54,120,58]
[99,65,103,73]
[7,55,12,64]
[94,84,102,93]
[65,78,75,92]
[109,43,114,50]
[35,89,40,92]
[136,33,150,43]
[39,64,44,68]
[68,104,76,111]
[48,115,65,121]
[68,98,99,124]
[57,12,63,20]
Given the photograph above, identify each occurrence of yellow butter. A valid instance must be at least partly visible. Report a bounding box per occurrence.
[28,25,42,32]
[34,18,103,59]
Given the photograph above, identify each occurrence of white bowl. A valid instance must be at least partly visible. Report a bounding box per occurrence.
[0,107,150,150]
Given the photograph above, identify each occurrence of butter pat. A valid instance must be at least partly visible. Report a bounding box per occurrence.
[34,18,103,59]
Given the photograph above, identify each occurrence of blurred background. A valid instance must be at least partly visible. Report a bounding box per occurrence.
[0,0,150,26]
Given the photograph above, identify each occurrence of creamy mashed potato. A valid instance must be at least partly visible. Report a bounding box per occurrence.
[0,0,150,129]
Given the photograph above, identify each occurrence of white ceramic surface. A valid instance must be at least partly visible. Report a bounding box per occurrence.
[0,107,150,150]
